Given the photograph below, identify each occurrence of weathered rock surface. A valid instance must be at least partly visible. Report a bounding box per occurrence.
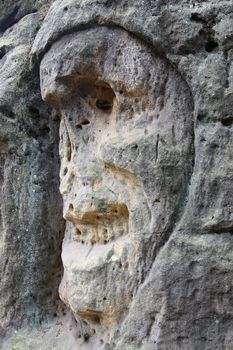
[1,0,233,349]
[0,4,65,342]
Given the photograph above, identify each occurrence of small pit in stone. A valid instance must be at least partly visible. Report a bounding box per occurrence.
[66,137,72,161]
[69,204,74,211]
[90,315,101,325]
[96,99,112,111]
[76,119,90,129]
[190,13,207,23]
[221,116,233,127]
[75,228,82,236]
[205,40,218,53]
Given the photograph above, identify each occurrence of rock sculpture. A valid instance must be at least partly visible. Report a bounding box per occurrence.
[1,0,233,349]
[40,26,193,328]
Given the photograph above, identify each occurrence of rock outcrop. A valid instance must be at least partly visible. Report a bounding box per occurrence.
[1,0,233,349]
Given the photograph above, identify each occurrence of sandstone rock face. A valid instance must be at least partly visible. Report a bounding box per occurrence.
[1,0,233,349]
[0,4,64,341]
[40,26,193,330]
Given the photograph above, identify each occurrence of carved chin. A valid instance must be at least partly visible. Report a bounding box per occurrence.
[59,239,133,324]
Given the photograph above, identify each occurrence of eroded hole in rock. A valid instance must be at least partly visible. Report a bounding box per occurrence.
[69,203,74,211]
[76,119,90,129]
[67,137,72,161]
[76,78,115,113]
[197,113,206,122]
[221,116,233,127]
[205,40,218,52]
[75,228,82,236]
[81,119,90,125]
[131,144,138,150]
[190,13,207,23]
[84,333,90,342]
[96,99,112,111]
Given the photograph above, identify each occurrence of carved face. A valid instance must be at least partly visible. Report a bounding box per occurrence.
[40,27,193,325]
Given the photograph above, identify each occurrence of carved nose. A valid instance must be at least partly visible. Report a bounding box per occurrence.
[64,201,129,226]
[63,186,118,223]
[64,199,129,245]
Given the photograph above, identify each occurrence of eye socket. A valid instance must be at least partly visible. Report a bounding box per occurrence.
[75,78,115,113]
[96,99,112,111]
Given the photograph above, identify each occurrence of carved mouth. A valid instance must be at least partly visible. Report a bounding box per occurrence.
[62,233,129,274]
[65,203,129,245]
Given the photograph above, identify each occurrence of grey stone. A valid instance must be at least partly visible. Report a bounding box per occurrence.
[1,0,233,349]
[39,27,193,332]
[0,7,65,341]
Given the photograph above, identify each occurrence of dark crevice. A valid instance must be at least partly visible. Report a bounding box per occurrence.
[0,105,15,119]
[197,113,207,123]
[205,40,218,53]
[221,116,233,127]
[28,106,40,119]
[205,226,233,234]
[224,51,230,89]
[190,13,208,24]
[0,45,6,60]
[0,6,38,34]
[189,11,219,55]
[96,99,112,111]
[155,134,159,162]
[0,6,20,33]
[76,119,90,129]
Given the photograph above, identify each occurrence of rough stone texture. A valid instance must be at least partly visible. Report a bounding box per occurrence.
[0,0,52,34]
[1,0,233,349]
[40,26,194,333]
[0,5,65,343]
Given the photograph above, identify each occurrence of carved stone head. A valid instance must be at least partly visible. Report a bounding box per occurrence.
[40,27,193,326]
